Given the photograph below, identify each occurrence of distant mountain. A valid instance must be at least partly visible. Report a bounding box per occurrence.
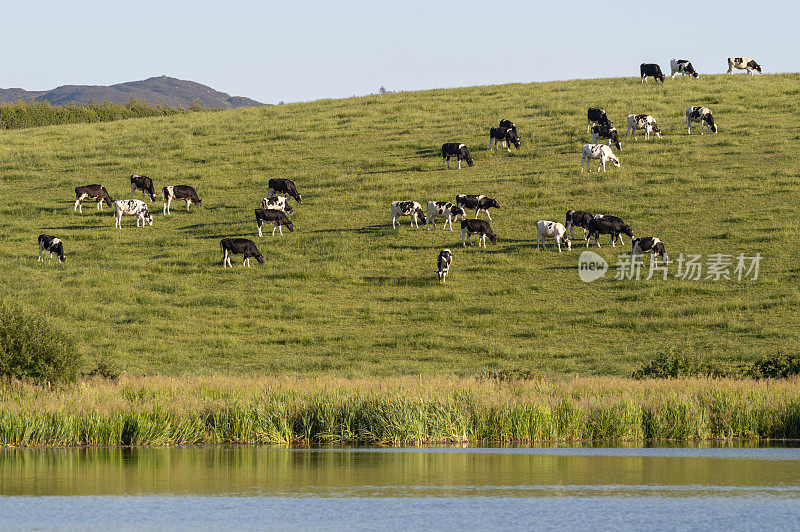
[0,76,264,109]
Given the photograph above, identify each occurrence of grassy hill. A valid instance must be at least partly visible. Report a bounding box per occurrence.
[1,74,798,377]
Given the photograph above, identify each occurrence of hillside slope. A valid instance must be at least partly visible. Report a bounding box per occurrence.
[0,75,798,376]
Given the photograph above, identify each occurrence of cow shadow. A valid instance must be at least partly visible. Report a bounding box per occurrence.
[42,224,106,231]
[362,276,434,287]
[197,233,257,240]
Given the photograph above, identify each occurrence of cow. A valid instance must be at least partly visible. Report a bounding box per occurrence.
[268,178,302,203]
[113,199,153,228]
[565,210,594,240]
[581,144,620,172]
[489,127,520,153]
[590,124,622,150]
[455,194,500,221]
[426,201,466,231]
[261,196,293,214]
[586,215,633,247]
[461,219,497,248]
[499,119,517,136]
[686,106,717,134]
[536,220,572,253]
[255,208,294,237]
[436,249,453,283]
[220,238,264,268]
[632,237,668,265]
[38,234,65,263]
[640,63,665,83]
[163,185,201,215]
[670,58,699,79]
[587,108,611,133]
[74,184,113,213]
[130,174,157,202]
[727,57,762,75]
[626,114,662,140]
[441,143,473,169]
[391,201,426,229]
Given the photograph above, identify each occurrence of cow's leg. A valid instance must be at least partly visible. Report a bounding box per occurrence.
[272,225,277,236]
[485,210,492,221]
[595,234,600,248]
[618,234,624,245]
[38,244,44,262]
[186,199,191,212]
[257,221,263,237]
[458,160,461,170]
[279,225,284,236]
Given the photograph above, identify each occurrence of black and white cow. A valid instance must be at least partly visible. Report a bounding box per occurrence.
[632,237,668,264]
[261,196,293,214]
[220,238,264,268]
[581,144,620,172]
[455,194,500,220]
[590,124,622,150]
[38,234,65,263]
[640,63,665,83]
[587,108,611,133]
[268,178,302,203]
[461,219,497,247]
[163,185,201,215]
[565,210,594,240]
[74,184,114,213]
[114,199,153,228]
[586,215,633,247]
[727,57,762,75]
[391,201,426,229]
[626,114,662,140]
[536,220,571,252]
[686,106,717,134]
[426,201,466,231]
[437,249,453,283]
[499,119,517,136]
[130,174,157,202]
[441,143,474,169]
[255,208,294,236]
[670,58,699,79]
[489,127,520,153]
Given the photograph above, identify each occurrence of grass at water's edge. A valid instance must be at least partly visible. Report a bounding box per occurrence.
[2,376,799,446]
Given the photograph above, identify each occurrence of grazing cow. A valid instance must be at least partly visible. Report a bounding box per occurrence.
[436,249,453,283]
[499,119,517,136]
[590,124,622,150]
[441,143,474,169]
[489,127,521,153]
[130,174,157,202]
[565,210,594,240]
[632,237,668,264]
[426,201,466,231]
[626,114,662,140]
[580,144,620,172]
[255,208,294,237]
[461,219,497,248]
[113,199,153,228]
[587,108,611,133]
[391,201,426,229]
[640,63,665,83]
[586,216,633,247]
[220,238,264,268]
[163,185,201,215]
[455,194,500,221]
[261,196,293,214]
[686,106,717,134]
[38,234,65,263]
[536,220,572,253]
[727,57,762,75]
[267,178,302,203]
[74,184,113,213]
[670,58,699,79]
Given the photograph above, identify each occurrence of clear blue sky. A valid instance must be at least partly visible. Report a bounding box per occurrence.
[2,0,796,104]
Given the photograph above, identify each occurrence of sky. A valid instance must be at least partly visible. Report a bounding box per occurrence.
[2,0,796,104]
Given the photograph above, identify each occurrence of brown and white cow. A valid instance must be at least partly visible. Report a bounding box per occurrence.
[727,57,762,75]
[74,184,114,213]
[626,114,662,140]
[163,185,201,215]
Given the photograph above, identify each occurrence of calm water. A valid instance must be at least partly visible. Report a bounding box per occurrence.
[2,445,800,530]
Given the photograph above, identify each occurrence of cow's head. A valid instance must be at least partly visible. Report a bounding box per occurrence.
[487,233,497,245]
[750,61,762,73]
[194,198,202,206]
[610,131,622,150]
[609,155,621,168]
[621,224,633,238]
[460,147,474,167]
[144,209,154,226]
[508,130,521,148]
[294,193,303,203]
[658,72,665,82]
[255,253,265,264]
[487,198,500,209]
[704,114,717,133]
[53,242,66,263]
[284,220,295,232]
[452,205,467,219]
[563,238,572,251]
[284,205,293,215]
[415,208,427,224]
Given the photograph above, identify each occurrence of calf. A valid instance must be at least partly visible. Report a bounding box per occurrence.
[489,127,520,152]
[632,237,668,264]
[670,58,699,79]
[536,220,571,252]
[586,216,633,247]
[456,194,500,221]
[499,119,517,136]
[391,201,426,229]
[686,106,717,134]
[581,144,620,172]
[38,234,66,263]
[268,178,302,203]
[74,184,113,213]
[261,195,294,214]
[163,185,201,215]
[626,114,662,140]
[113,199,153,228]
[426,201,466,231]
[441,143,474,169]
[727,57,762,75]
[130,174,157,202]
[255,208,294,236]
[640,63,665,83]
[436,249,453,283]
[220,238,264,268]
[461,219,497,248]
[565,210,594,240]
[587,108,611,133]
[590,124,622,150]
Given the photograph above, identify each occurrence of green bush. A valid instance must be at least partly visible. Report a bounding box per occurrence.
[747,354,800,379]
[632,352,738,379]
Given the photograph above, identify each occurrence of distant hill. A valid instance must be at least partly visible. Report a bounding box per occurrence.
[0,76,264,109]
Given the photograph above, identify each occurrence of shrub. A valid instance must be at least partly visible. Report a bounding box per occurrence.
[747,354,800,379]
[632,351,737,379]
